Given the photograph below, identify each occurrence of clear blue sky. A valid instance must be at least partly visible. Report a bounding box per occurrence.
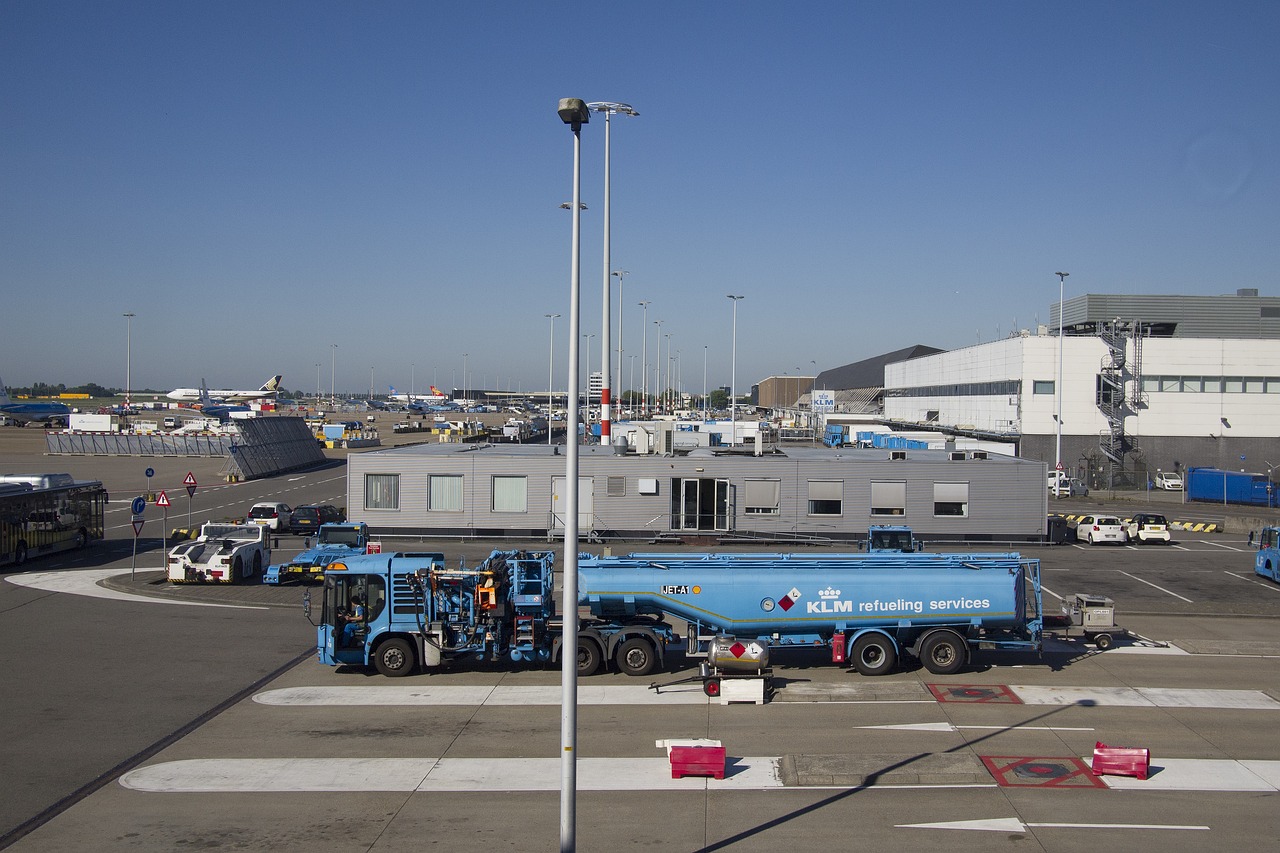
[3,1,1277,398]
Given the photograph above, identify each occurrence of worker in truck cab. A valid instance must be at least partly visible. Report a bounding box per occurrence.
[340,594,366,646]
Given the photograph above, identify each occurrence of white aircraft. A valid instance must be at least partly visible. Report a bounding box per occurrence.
[388,384,449,404]
[167,375,282,404]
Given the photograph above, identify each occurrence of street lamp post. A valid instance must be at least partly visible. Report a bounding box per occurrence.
[583,333,595,430]
[330,344,337,407]
[122,313,135,410]
[545,313,560,445]
[612,270,629,420]
[727,295,744,446]
[1054,272,1069,486]
[637,301,650,416]
[462,353,468,409]
[586,102,638,449]
[556,96,589,852]
[653,320,664,413]
[703,345,708,422]
[315,363,321,403]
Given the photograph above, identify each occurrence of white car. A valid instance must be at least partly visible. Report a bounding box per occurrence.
[1076,514,1127,545]
[248,501,292,531]
[1154,472,1183,491]
[1125,512,1172,544]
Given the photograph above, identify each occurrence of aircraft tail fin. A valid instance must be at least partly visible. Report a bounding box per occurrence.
[260,374,283,393]
[0,377,10,405]
[430,385,443,396]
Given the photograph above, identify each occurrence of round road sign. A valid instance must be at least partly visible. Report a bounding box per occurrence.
[131,496,146,516]
[145,467,155,478]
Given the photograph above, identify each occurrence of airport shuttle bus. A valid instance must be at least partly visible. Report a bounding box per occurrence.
[0,474,107,567]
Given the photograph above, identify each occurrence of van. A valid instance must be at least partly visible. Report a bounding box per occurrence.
[163,416,179,429]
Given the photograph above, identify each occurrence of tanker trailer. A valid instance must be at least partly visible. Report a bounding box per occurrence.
[577,551,1042,676]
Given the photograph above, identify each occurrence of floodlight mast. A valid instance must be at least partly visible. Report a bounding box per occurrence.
[555,96,588,853]
[586,102,638,447]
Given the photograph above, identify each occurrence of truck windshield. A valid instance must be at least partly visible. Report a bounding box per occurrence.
[320,528,361,547]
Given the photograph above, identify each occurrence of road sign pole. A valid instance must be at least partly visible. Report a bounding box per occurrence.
[131,529,137,581]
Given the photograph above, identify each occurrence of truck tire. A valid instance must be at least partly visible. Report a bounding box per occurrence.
[252,551,262,576]
[1093,632,1114,650]
[851,633,897,676]
[920,631,968,675]
[232,556,243,581]
[374,638,416,677]
[13,541,27,565]
[615,637,656,677]
[576,639,602,677]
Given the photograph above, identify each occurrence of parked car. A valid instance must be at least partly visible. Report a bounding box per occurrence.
[1050,477,1089,498]
[1154,471,1184,491]
[1125,512,1172,544]
[248,501,292,531]
[289,504,344,535]
[1075,514,1127,545]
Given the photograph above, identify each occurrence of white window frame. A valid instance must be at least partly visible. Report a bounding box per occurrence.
[428,474,464,512]
[492,475,528,513]
[364,473,400,510]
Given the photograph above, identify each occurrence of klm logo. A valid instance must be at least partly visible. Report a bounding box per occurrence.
[806,599,854,614]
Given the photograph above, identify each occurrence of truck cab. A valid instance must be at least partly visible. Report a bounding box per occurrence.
[864,525,923,553]
[1256,526,1280,583]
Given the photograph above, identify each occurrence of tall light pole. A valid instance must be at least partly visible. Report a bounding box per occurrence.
[637,301,650,416]
[612,270,629,419]
[703,345,708,421]
[629,354,637,414]
[653,320,664,413]
[462,353,468,407]
[330,344,337,407]
[586,103,638,449]
[1054,272,1069,482]
[556,96,588,852]
[727,295,744,446]
[583,333,595,424]
[122,313,135,410]
[664,334,672,414]
[411,363,415,399]
[545,313,560,445]
[315,363,321,402]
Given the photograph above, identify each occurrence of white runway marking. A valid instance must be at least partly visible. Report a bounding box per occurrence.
[899,817,1209,832]
[6,569,265,609]
[1092,757,1280,791]
[120,756,782,792]
[254,685,708,706]
[1224,570,1280,591]
[1118,570,1194,602]
[1011,685,1280,709]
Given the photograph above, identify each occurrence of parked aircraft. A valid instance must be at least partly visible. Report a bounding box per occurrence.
[0,378,72,426]
[195,380,251,421]
[390,384,450,404]
[167,374,282,403]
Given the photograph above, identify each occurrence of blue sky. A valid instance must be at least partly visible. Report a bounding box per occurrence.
[3,1,1277,398]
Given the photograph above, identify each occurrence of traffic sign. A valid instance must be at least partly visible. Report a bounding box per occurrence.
[132,519,145,537]
[145,467,155,479]
[156,490,171,508]
[131,496,147,516]
[184,472,198,487]
[1055,462,1064,471]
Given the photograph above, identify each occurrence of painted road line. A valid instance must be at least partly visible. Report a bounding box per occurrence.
[1089,757,1280,791]
[1042,637,1188,656]
[858,723,1095,732]
[1118,569,1194,602]
[1205,541,1245,552]
[6,569,266,610]
[254,685,708,706]
[1011,685,1280,709]
[1224,570,1280,591]
[120,756,783,793]
[898,817,1208,832]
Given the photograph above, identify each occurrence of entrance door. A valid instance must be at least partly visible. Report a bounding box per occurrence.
[551,477,594,534]
[672,478,729,532]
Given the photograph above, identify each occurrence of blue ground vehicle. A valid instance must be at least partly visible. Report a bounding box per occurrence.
[266,522,369,584]
[1255,527,1280,583]
[313,547,1042,680]
[864,525,923,552]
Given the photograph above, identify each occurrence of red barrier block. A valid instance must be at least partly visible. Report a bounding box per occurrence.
[1092,742,1150,780]
[670,745,727,780]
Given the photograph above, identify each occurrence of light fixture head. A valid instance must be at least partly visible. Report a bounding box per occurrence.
[557,98,590,128]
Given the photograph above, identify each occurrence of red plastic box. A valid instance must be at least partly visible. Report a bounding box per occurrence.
[1092,742,1150,780]
[670,745,727,780]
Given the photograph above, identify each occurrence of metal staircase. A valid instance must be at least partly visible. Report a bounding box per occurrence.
[1095,320,1143,488]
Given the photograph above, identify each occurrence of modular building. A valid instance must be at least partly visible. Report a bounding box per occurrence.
[345,442,1047,543]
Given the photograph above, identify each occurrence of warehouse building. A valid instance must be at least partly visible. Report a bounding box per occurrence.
[345,441,1047,543]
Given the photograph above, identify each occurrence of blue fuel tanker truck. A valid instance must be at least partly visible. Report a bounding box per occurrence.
[310,549,1042,679]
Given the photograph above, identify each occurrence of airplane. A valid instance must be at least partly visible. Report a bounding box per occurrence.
[167,374,282,403]
[389,384,450,404]
[194,379,251,422]
[0,377,72,426]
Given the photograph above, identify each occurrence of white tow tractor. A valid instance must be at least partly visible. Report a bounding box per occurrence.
[166,522,271,583]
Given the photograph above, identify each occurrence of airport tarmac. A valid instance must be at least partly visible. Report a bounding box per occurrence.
[4,425,1280,851]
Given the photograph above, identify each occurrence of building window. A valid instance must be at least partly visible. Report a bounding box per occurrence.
[744,478,781,515]
[607,476,626,497]
[933,482,969,517]
[1245,377,1265,393]
[1142,376,1160,393]
[492,475,527,513]
[1202,378,1222,393]
[364,474,399,510]
[1033,380,1054,395]
[807,480,843,516]
[870,481,906,516]
[428,474,463,512]
[1224,377,1244,393]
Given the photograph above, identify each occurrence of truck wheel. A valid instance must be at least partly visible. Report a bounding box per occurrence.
[920,631,968,675]
[232,556,243,581]
[851,633,897,676]
[252,552,262,576]
[615,637,656,677]
[1093,633,1114,650]
[703,678,722,697]
[575,640,602,677]
[374,638,416,677]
